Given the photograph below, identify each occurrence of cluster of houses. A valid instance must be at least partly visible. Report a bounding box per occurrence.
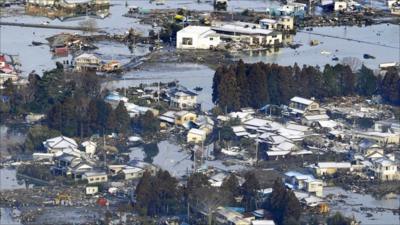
[176,16,294,50]
[26,0,109,8]
[0,54,19,86]
[33,135,157,195]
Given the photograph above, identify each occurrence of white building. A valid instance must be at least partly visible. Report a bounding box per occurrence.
[371,158,399,181]
[289,96,320,115]
[167,86,198,109]
[75,53,100,72]
[83,171,108,184]
[212,22,283,46]
[176,26,221,50]
[334,0,348,11]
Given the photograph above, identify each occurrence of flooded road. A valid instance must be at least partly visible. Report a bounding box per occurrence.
[324,187,400,225]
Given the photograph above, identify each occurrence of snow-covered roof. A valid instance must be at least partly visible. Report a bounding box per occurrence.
[286,123,310,132]
[285,171,315,181]
[43,136,78,149]
[304,114,330,121]
[290,96,314,105]
[76,53,98,60]
[189,128,206,136]
[267,150,290,156]
[317,162,351,169]
[274,141,296,151]
[318,120,338,128]
[252,220,276,225]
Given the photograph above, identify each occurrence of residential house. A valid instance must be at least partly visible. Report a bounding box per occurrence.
[191,115,215,135]
[128,160,159,176]
[354,131,400,145]
[175,111,197,127]
[159,110,197,127]
[81,141,97,156]
[108,165,145,180]
[187,128,207,144]
[214,207,253,225]
[259,18,278,30]
[74,53,100,72]
[371,158,399,181]
[176,26,221,49]
[43,136,78,154]
[167,86,198,109]
[83,171,108,184]
[289,96,320,116]
[284,171,323,197]
[310,162,352,176]
[374,119,400,133]
[86,186,98,195]
[278,16,294,31]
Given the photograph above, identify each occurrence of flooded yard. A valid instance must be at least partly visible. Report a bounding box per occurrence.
[324,187,400,225]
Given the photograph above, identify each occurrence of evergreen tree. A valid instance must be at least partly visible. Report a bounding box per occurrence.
[267,179,302,225]
[241,172,260,211]
[236,60,251,107]
[114,101,130,133]
[356,65,377,96]
[381,68,400,105]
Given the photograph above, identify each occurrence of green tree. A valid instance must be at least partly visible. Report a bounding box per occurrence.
[135,111,160,137]
[143,142,159,163]
[24,125,61,152]
[114,101,130,133]
[267,179,302,225]
[356,65,377,96]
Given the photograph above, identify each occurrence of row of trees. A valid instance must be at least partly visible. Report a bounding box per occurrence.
[47,98,130,137]
[134,170,302,225]
[212,60,400,112]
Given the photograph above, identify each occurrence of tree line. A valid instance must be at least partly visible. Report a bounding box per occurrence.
[134,170,307,225]
[212,60,400,112]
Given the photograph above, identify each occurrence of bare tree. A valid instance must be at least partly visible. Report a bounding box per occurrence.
[79,18,98,33]
[341,57,362,72]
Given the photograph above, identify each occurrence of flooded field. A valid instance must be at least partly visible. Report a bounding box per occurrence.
[0,208,22,225]
[0,168,26,191]
[129,139,244,178]
[239,24,400,69]
[324,187,400,225]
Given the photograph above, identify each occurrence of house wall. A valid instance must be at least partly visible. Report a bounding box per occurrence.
[278,17,294,30]
[175,113,197,126]
[86,175,108,183]
[171,95,197,109]
[124,171,144,180]
[187,132,206,143]
[334,1,347,11]
[375,165,399,181]
[306,181,323,197]
[177,31,221,49]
